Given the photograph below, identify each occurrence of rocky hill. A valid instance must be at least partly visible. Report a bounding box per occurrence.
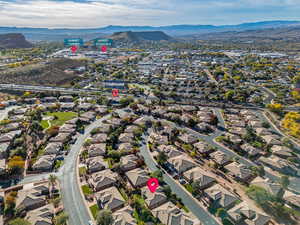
[108,31,173,43]
[0,58,85,86]
[0,33,33,49]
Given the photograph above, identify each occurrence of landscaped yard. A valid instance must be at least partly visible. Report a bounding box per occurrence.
[40,111,77,129]
[81,184,93,196]
[89,204,99,219]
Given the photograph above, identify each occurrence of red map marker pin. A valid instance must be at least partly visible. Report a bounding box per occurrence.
[147,178,159,193]
[112,89,119,97]
[70,45,78,53]
[101,45,107,52]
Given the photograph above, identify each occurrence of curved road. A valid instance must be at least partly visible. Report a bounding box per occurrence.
[140,131,221,225]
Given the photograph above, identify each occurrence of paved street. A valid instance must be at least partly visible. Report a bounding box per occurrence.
[140,131,221,225]
[60,113,112,225]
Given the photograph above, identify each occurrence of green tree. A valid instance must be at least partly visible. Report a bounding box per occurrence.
[96,209,113,225]
[53,212,68,225]
[216,208,227,218]
[8,218,31,225]
[280,176,290,190]
[157,151,167,165]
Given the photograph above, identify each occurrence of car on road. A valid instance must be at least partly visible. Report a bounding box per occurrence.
[88,220,94,225]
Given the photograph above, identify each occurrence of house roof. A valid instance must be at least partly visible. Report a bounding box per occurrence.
[87,156,108,171]
[120,154,138,171]
[113,206,136,225]
[89,169,118,190]
[26,204,54,225]
[126,168,149,187]
[152,202,201,225]
[210,151,231,166]
[251,177,282,196]
[96,186,125,211]
[183,167,215,188]
[142,186,167,209]
[205,184,239,208]
[283,190,300,208]
[88,143,106,157]
[16,184,48,210]
[168,155,197,173]
[224,162,253,180]
[271,145,293,158]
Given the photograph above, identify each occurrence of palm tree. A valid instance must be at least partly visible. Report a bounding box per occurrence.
[96,209,113,225]
[48,174,57,195]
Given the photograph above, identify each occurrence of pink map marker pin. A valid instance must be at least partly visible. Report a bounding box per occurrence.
[101,45,107,52]
[70,45,78,53]
[147,178,159,193]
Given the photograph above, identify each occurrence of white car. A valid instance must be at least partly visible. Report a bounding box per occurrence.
[88,220,94,225]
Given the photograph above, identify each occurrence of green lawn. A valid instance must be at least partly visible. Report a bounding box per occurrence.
[40,111,77,129]
[89,204,99,219]
[81,185,93,196]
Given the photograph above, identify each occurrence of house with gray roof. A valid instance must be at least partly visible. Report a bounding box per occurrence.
[25,204,54,225]
[141,186,168,209]
[96,186,125,212]
[16,184,49,211]
[112,206,136,225]
[88,143,106,157]
[224,162,253,183]
[126,168,149,188]
[89,169,119,192]
[183,167,215,189]
[87,156,108,173]
[168,155,197,174]
[120,154,139,172]
[250,177,282,196]
[204,184,239,209]
[152,202,201,225]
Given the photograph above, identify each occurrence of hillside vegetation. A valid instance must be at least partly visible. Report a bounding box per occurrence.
[0,58,85,86]
[0,33,32,49]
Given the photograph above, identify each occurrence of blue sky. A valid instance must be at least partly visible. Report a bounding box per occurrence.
[0,0,300,28]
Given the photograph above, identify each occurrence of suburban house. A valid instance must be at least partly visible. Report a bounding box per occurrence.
[44,143,62,155]
[270,145,293,159]
[112,206,136,225]
[204,184,240,209]
[224,162,253,183]
[87,156,108,173]
[16,184,49,211]
[183,167,216,189]
[168,155,197,174]
[91,133,108,144]
[95,186,125,212]
[228,202,271,225]
[258,156,297,176]
[210,151,231,166]
[25,204,54,225]
[141,186,168,209]
[32,155,56,172]
[250,177,282,196]
[283,190,300,209]
[125,168,149,188]
[120,154,139,172]
[88,169,119,192]
[152,202,201,225]
[88,143,106,157]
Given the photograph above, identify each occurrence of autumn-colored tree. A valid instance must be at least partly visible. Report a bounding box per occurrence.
[267,103,284,114]
[8,156,25,174]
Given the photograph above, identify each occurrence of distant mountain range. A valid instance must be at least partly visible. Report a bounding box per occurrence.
[196,25,300,41]
[0,33,33,49]
[108,31,173,43]
[0,20,300,41]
